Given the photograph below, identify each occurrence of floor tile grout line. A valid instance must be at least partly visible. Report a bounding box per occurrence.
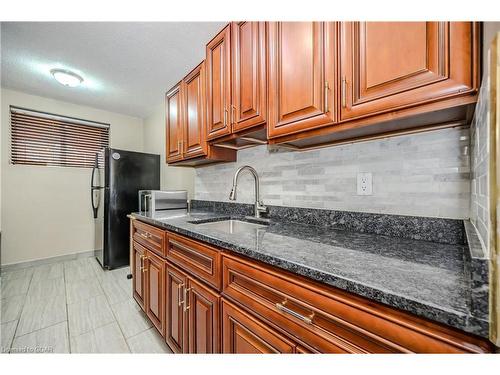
[70,320,126,353]
[11,319,69,340]
[90,258,132,353]
[65,259,123,345]
[10,267,35,351]
[107,300,133,353]
[1,294,26,325]
[63,259,72,354]
[63,260,117,346]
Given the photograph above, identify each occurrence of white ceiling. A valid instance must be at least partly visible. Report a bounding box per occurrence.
[1,22,226,118]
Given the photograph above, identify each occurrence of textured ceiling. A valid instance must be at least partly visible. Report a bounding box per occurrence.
[1,22,225,118]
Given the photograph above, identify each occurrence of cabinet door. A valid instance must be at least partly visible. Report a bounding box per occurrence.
[231,21,266,133]
[267,22,336,139]
[339,22,478,121]
[166,83,183,162]
[222,300,295,354]
[145,251,165,336]
[183,62,207,159]
[206,24,232,140]
[165,264,188,353]
[187,278,220,353]
[132,241,146,311]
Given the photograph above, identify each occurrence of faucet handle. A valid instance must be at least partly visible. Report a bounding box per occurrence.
[257,201,268,214]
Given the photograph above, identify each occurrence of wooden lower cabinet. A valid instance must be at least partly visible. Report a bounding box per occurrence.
[221,253,493,353]
[188,278,220,353]
[222,299,296,353]
[165,264,188,353]
[130,224,493,354]
[165,263,221,353]
[145,250,166,336]
[132,241,146,310]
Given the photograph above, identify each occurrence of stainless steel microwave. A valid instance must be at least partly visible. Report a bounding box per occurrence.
[138,190,188,214]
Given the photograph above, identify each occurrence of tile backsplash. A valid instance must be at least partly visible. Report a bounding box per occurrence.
[470,74,491,253]
[195,127,471,219]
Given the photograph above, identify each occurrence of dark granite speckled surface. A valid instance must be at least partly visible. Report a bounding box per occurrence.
[463,221,490,320]
[131,208,489,338]
[191,200,466,245]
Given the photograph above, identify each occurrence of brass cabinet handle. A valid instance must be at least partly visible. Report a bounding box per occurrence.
[178,283,185,307]
[324,81,329,113]
[223,108,228,126]
[140,232,153,240]
[275,300,314,325]
[183,287,192,312]
[341,77,347,108]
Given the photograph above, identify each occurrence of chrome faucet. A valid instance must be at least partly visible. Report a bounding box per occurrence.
[229,165,268,218]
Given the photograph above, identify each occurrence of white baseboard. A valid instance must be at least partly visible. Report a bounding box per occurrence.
[0,250,96,272]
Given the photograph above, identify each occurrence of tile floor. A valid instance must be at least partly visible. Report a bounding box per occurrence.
[0,257,172,353]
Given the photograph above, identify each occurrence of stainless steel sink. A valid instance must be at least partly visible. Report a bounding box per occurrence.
[195,219,268,234]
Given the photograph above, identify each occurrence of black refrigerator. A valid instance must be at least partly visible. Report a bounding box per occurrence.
[91,147,160,269]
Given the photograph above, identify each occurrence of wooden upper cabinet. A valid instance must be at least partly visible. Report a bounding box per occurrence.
[165,61,236,166]
[231,21,267,133]
[182,62,207,159]
[339,22,479,121]
[206,25,232,140]
[267,22,336,139]
[165,83,183,162]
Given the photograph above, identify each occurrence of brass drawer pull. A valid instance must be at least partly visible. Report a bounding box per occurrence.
[183,287,192,312]
[276,300,314,325]
[231,105,236,125]
[178,283,185,307]
[324,81,329,113]
[341,77,347,108]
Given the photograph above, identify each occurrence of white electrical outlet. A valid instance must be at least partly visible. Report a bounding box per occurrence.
[357,172,373,196]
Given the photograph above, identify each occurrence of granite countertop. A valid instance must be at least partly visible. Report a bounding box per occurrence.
[131,209,488,338]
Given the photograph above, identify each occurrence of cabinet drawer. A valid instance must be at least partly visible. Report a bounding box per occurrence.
[133,220,166,257]
[222,254,490,353]
[166,232,222,291]
[222,299,296,354]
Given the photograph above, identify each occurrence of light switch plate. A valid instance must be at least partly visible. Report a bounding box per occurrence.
[357,172,373,196]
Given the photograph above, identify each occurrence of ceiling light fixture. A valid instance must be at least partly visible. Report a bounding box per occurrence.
[50,68,84,87]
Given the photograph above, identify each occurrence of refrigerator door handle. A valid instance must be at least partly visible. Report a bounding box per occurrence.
[91,167,99,219]
[91,155,103,219]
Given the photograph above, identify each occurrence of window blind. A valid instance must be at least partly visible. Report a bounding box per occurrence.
[10,107,110,168]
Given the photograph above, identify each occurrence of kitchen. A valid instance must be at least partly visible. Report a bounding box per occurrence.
[0,0,500,371]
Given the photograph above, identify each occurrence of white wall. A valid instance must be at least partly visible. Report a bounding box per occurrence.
[1,88,144,265]
[483,22,500,74]
[143,103,195,198]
